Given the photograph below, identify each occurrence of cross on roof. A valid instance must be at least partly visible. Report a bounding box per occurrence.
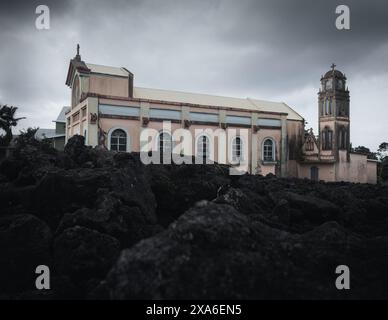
[331,63,336,71]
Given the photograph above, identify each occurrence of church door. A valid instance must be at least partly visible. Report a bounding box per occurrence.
[310,166,319,181]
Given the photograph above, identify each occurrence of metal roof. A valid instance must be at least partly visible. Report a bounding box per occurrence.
[133,87,303,121]
[55,106,70,123]
[86,63,130,77]
[82,61,304,121]
[35,128,64,140]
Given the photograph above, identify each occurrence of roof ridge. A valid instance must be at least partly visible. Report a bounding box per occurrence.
[133,86,303,121]
[86,62,124,69]
[246,97,262,111]
[134,86,280,105]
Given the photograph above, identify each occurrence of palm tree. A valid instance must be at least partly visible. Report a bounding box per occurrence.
[0,105,25,146]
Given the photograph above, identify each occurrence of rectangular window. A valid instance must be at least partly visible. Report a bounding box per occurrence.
[111,136,127,151]
[232,137,243,162]
[99,104,140,117]
[329,99,332,115]
[190,112,219,123]
[226,115,251,125]
[328,131,332,149]
[322,130,333,150]
[72,112,80,122]
[257,118,282,127]
[149,108,181,120]
[264,146,273,161]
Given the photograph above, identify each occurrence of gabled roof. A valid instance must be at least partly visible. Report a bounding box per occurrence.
[133,87,304,121]
[54,106,70,123]
[65,54,90,87]
[64,53,304,121]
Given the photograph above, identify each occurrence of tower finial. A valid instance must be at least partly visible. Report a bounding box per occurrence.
[331,63,336,71]
[77,44,80,56]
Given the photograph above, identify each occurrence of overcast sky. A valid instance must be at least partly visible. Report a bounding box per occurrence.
[0,0,387,150]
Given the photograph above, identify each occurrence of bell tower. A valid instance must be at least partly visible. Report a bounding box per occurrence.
[318,64,350,160]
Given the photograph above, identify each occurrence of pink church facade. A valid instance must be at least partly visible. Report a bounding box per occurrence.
[64,50,377,183]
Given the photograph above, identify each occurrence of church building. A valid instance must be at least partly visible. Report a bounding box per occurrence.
[64,48,377,183]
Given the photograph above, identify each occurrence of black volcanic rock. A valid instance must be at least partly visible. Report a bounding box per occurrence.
[56,191,161,248]
[148,163,230,225]
[53,226,120,283]
[105,202,386,299]
[1,135,388,299]
[63,135,92,166]
[0,214,52,293]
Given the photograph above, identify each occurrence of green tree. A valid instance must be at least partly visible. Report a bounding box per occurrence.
[376,142,388,182]
[353,145,378,160]
[377,142,388,161]
[0,105,25,147]
[380,159,388,182]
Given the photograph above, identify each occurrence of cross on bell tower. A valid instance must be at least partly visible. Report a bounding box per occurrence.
[318,65,350,158]
[75,43,81,61]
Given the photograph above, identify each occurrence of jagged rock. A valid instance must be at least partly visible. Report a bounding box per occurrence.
[31,168,113,228]
[53,226,120,283]
[214,187,269,216]
[0,214,52,293]
[109,166,157,225]
[2,134,388,299]
[106,203,388,299]
[272,199,291,225]
[64,135,92,166]
[56,191,162,248]
[148,163,230,225]
[106,203,268,299]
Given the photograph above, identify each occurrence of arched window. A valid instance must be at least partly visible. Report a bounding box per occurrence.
[325,98,329,115]
[72,76,80,108]
[158,131,172,154]
[329,98,332,115]
[305,136,315,151]
[197,135,210,163]
[231,136,243,162]
[322,127,333,150]
[263,138,275,162]
[339,127,347,150]
[338,102,347,116]
[110,129,127,152]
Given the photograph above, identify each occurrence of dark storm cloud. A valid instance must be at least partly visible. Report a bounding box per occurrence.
[209,0,388,91]
[0,0,387,149]
[0,0,73,27]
